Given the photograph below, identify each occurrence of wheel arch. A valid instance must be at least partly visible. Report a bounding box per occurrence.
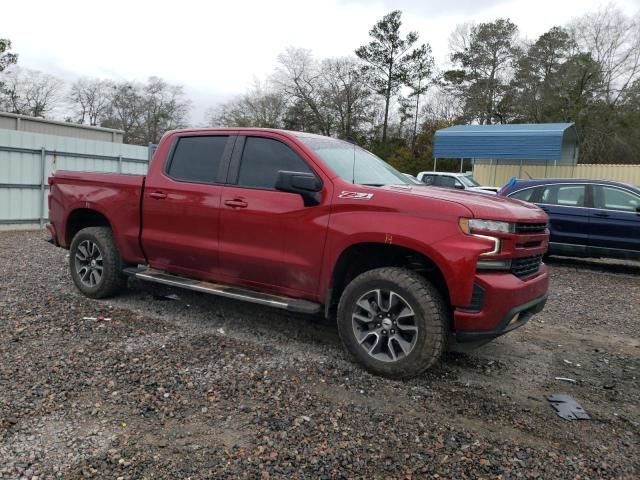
[65,208,112,247]
[327,241,452,320]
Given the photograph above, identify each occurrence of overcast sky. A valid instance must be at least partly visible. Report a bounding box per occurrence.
[4,0,640,123]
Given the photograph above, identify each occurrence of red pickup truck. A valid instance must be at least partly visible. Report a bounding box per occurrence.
[47,128,549,378]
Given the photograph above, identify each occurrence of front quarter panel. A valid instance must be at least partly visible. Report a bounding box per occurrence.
[321,186,491,306]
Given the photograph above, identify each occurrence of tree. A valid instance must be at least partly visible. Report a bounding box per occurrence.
[207,81,286,128]
[100,82,143,144]
[140,77,190,144]
[614,79,640,161]
[405,43,434,150]
[396,95,415,139]
[101,77,191,145]
[0,38,17,74]
[320,57,372,139]
[0,67,64,117]
[68,78,114,126]
[0,37,18,98]
[422,89,463,125]
[201,8,640,165]
[569,5,640,107]
[445,18,521,124]
[273,48,332,135]
[355,10,418,144]
[512,27,578,122]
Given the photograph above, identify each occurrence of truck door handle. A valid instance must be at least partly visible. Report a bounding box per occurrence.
[149,192,167,200]
[224,199,248,208]
[593,211,609,217]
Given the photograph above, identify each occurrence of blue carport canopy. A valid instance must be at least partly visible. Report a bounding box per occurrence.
[433,123,578,164]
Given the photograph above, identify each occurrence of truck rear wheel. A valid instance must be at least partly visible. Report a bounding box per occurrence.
[69,226,127,299]
[337,267,446,379]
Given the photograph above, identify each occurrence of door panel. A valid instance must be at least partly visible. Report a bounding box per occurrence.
[142,134,234,277]
[589,185,640,253]
[535,184,590,248]
[219,186,331,294]
[218,135,331,296]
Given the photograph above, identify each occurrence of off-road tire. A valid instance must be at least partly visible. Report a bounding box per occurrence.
[69,227,127,299]
[337,267,446,379]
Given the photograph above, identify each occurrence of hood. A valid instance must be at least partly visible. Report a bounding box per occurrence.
[383,184,547,223]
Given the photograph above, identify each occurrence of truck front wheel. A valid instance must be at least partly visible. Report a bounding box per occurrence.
[337,267,446,379]
[69,227,127,299]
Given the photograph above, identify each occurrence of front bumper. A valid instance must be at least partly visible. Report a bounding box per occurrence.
[454,264,549,342]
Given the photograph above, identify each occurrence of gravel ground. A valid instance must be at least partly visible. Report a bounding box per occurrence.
[1,229,639,479]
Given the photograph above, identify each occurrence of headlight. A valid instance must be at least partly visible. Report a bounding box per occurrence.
[459,218,511,255]
[459,218,514,234]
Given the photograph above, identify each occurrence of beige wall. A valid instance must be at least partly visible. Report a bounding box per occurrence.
[0,112,123,143]
[473,162,640,187]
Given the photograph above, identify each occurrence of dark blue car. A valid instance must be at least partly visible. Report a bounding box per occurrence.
[498,178,640,261]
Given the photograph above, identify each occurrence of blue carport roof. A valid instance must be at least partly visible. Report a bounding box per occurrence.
[433,123,577,163]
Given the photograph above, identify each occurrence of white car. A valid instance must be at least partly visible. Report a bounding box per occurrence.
[416,171,498,194]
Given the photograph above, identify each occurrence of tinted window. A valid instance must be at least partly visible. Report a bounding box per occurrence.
[540,184,586,207]
[421,174,436,185]
[600,186,640,212]
[168,136,228,183]
[438,176,459,188]
[238,137,312,189]
[510,188,536,202]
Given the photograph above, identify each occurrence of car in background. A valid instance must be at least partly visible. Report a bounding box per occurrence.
[402,173,423,184]
[416,171,498,194]
[499,178,640,261]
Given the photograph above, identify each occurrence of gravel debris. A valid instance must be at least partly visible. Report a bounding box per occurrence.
[1,230,639,478]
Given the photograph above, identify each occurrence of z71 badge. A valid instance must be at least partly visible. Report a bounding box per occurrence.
[338,191,374,200]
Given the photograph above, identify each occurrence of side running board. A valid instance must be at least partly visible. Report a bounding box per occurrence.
[123,267,321,315]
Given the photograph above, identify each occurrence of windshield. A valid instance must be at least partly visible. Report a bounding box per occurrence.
[459,174,481,187]
[297,135,409,186]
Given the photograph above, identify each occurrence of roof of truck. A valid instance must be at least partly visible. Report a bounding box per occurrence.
[168,127,321,137]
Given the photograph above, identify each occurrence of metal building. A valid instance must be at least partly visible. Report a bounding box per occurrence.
[0,112,124,143]
[433,123,578,173]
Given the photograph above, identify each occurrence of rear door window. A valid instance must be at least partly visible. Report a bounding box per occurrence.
[599,186,640,212]
[237,137,313,189]
[167,136,228,183]
[540,184,586,207]
[509,187,536,202]
[421,174,436,185]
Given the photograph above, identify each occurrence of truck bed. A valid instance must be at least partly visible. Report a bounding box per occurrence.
[48,171,146,264]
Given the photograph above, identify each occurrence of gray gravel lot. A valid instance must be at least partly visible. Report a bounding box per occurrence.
[1,230,639,479]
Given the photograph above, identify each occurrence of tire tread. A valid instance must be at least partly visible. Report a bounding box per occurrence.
[336,267,446,379]
[69,226,127,299]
